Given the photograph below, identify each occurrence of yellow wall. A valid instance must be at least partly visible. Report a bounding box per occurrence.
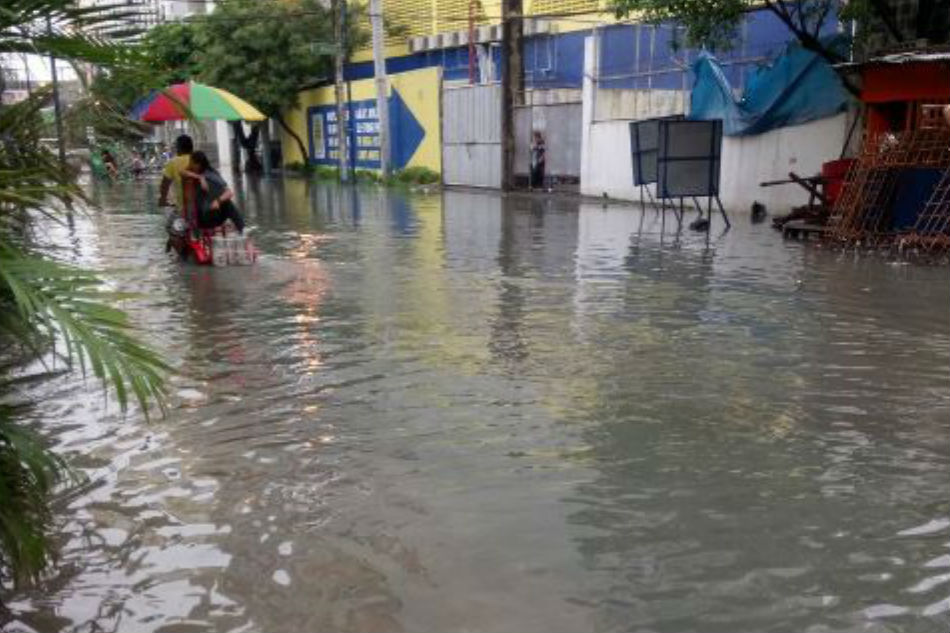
[391,67,442,172]
[280,66,442,174]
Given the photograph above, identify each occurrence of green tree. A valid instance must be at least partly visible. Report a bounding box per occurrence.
[1,0,167,596]
[89,20,200,112]
[195,0,365,161]
[74,21,199,145]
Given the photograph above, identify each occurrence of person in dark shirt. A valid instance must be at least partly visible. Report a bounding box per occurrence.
[184,151,245,233]
[530,131,546,190]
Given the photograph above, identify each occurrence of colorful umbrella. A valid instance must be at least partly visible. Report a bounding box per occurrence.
[132,81,265,122]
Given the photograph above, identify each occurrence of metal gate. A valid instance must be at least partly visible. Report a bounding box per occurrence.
[515,101,583,182]
[441,83,502,188]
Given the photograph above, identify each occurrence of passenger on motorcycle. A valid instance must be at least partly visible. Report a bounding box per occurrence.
[184,151,245,234]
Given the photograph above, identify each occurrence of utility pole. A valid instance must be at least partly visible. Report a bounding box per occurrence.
[468,0,476,84]
[46,17,66,164]
[370,0,391,175]
[343,0,356,180]
[332,0,349,182]
[500,0,523,191]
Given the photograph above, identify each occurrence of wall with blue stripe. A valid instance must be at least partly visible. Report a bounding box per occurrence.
[341,8,832,92]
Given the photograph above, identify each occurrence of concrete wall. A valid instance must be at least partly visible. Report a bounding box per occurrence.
[580,33,855,213]
[581,113,851,212]
[593,88,687,122]
[717,113,852,212]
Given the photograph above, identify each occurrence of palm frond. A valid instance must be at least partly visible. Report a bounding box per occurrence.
[0,89,81,228]
[0,244,169,417]
[0,404,73,588]
[1,0,151,66]
[0,0,170,590]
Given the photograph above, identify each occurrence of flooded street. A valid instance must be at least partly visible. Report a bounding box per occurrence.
[4,177,949,633]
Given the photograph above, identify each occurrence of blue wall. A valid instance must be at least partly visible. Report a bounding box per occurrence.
[340,8,831,92]
[523,30,587,88]
[597,9,840,90]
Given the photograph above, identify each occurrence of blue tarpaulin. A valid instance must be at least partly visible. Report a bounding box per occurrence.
[689,45,848,136]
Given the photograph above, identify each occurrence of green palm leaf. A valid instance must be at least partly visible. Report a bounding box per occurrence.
[0,0,171,591]
[0,244,170,416]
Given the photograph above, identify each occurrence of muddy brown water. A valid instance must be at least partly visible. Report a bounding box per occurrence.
[3,177,949,633]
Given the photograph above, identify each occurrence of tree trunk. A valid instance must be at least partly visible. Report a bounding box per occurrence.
[232,121,263,173]
[500,0,523,191]
[274,112,309,165]
[261,123,272,176]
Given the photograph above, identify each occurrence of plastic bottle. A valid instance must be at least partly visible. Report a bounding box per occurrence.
[235,235,251,265]
[227,234,243,265]
[212,235,228,267]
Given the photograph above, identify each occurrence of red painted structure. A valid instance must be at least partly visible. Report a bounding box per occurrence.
[859,57,950,138]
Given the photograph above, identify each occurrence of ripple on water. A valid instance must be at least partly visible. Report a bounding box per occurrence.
[4,183,949,633]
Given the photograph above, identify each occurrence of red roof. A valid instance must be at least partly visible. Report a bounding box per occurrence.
[861,60,950,103]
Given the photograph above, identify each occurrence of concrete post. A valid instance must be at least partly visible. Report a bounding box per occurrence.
[370,0,391,175]
[215,120,233,172]
[333,0,349,182]
[580,30,600,197]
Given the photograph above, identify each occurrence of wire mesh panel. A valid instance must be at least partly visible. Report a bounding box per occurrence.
[656,119,722,198]
[826,129,950,247]
[629,115,683,186]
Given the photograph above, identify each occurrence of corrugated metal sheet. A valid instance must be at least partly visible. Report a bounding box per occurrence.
[442,83,501,143]
[443,144,502,188]
[442,83,502,188]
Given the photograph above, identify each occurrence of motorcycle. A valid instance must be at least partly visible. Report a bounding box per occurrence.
[163,189,257,267]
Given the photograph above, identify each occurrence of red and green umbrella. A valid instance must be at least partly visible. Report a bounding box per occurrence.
[132,81,266,122]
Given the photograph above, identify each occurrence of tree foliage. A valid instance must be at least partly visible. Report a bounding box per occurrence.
[1,1,168,594]
[89,21,200,111]
[196,0,358,115]
[195,0,365,160]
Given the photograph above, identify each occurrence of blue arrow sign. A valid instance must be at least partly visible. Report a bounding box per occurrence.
[306,87,426,170]
[388,88,424,169]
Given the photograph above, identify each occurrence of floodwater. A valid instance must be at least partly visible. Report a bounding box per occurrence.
[3,177,949,633]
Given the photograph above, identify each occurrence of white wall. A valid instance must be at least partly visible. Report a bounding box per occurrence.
[594,88,687,122]
[582,119,642,201]
[581,113,850,212]
[718,113,850,212]
[580,32,855,214]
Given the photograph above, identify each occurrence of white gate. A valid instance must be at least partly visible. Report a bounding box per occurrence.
[441,83,502,188]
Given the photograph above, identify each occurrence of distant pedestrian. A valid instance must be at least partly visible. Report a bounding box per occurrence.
[530,130,546,190]
[130,152,145,178]
[101,149,119,180]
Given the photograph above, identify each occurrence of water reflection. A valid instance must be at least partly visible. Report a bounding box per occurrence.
[3,177,949,633]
